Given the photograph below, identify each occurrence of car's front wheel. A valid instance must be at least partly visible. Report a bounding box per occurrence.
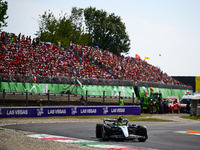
[101,126,110,141]
[136,125,148,142]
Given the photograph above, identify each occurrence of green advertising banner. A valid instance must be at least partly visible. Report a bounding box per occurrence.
[82,85,134,97]
[138,86,193,99]
[0,82,135,97]
[0,82,192,99]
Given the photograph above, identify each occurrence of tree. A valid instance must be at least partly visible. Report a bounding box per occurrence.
[36,10,57,42]
[54,12,74,47]
[0,0,8,31]
[36,10,73,48]
[84,7,130,55]
[70,7,89,45]
[36,7,131,54]
[70,7,84,32]
[36,9,89,48]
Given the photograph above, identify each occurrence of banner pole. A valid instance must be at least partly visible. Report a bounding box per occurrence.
[48,90,50,106]
[26,90,28,106]
[3,89,5,106]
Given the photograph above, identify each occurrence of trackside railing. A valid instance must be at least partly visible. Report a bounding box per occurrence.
[0,89,135,107]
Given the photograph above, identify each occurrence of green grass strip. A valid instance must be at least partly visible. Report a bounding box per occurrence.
[0,114,173,122]
[180,116,200,121]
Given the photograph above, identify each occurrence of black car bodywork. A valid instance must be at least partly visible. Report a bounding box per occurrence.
[96,118,148,142]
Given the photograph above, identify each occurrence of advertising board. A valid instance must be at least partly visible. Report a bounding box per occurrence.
[0,106,141,118]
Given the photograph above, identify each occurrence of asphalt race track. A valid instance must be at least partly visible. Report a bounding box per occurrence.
[2,120,200,150]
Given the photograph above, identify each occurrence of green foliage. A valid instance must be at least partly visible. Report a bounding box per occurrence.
[0,0,8,31]
[36,9,89,48]
[84,7,130,54]
[36,7,131,54]
[36,10,71,48]
[70,7,84,32]
[36,10,57,42]
[181,116,200,121]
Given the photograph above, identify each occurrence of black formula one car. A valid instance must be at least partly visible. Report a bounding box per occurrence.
[96,117,148,142]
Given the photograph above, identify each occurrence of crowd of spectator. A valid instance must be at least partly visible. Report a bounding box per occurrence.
[0,32,184,85]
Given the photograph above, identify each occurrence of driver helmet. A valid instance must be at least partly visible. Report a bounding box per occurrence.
[117,115,123,125]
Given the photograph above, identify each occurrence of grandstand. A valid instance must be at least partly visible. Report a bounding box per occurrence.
[1,32,193,107]
[0,32,185,86]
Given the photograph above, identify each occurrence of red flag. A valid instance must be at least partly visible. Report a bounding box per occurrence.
[135,54,141,59]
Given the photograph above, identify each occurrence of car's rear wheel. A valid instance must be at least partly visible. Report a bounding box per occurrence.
[136,125,148,142]
[96,124,103,138]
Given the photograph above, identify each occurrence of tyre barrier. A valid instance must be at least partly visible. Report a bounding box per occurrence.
[0,105,141,118]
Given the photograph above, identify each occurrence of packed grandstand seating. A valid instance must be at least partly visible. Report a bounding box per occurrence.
[0,32,184,86]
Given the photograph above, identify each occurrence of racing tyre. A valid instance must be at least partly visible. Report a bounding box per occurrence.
[96,124,103,138]
[136,125,148,142]
[101,126,110,141]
